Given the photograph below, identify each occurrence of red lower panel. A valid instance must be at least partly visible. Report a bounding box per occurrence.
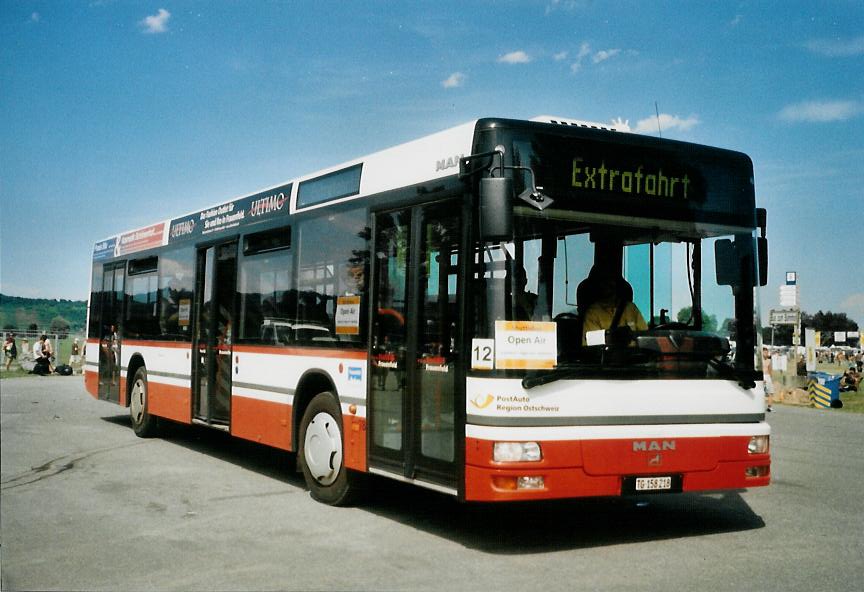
[684,460,770,491]
[231,396,292,451]
[148,381,191,424]
[465,465,620,502]
[465,435,770,502]
[85,370,99,398]
[343,415,367,472]
[119,376,127,406]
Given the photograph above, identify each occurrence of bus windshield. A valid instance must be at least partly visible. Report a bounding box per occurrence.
[471,208,761,382]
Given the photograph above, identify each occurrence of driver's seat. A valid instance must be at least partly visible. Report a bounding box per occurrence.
[576,267,634,320]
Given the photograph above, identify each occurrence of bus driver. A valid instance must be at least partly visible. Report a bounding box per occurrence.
[580,266,647,345]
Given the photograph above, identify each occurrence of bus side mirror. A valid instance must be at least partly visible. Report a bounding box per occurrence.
[715,238,767,287]
[715,239,739,287]
[757,237,768,287]
[479,177,513,241]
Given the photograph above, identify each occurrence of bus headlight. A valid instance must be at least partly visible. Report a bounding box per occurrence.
[748,435,769,454]
[493,442,542,462]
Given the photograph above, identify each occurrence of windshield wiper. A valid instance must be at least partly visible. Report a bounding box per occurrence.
[646,349,759,389]
[707,357,759,389]
[521,357,658,390]
[522,364,585,390]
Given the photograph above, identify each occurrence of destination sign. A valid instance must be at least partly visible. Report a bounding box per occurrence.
[168,182,292,243]
[572,157,694,200]
[505,131,742,214]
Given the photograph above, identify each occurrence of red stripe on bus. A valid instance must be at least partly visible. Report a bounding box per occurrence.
[232,344,368,359]
[122,339,192,349]
[148,381,192,424]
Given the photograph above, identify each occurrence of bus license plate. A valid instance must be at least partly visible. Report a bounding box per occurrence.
[635,476,672,491]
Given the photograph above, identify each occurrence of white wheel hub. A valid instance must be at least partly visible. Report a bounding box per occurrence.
[304,411,343,486]
[130,378,146,424]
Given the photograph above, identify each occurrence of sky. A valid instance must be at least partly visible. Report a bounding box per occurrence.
[1,1,862,327]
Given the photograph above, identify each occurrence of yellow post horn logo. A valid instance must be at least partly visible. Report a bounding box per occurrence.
[470,394,494,409]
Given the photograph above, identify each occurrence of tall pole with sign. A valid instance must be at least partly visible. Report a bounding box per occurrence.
[779,272,800,373]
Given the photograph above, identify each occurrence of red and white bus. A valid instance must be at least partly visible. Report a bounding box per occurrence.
[86,116,771,504]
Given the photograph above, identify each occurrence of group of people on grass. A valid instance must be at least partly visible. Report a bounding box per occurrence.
[2,334,83,375]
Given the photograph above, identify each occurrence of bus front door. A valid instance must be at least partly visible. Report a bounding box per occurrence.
[98,262,124,403]
[369,202,462,490]
[193,242,237,428]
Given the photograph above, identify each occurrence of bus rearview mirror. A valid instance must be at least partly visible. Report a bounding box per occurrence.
[479,177,514,241]
[715,238,767,288]
[757,237,768,287]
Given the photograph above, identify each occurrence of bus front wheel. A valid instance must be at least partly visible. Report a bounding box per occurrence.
[298,392,360,505]
[129,367,158,438]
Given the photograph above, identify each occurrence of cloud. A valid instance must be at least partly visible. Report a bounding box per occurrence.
[553,51,568,61]
[571,43,627,71]
[140,8,171,34]
[30,12,40,22]
[545,0,586,14]
[805,35,864,57]
[570,42,592,72]
[633,113,700,134]
[729,14,743,27]
[498,50,531,64]
[609,117,632,132]
[592,48,621,64]
[778,99,863,123]
[441,72,466,89]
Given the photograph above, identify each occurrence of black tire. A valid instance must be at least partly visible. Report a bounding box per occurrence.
[298,391,362,505]
[129,367,159,438]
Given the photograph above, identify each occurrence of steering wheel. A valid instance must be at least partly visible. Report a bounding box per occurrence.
[554,312,578,321]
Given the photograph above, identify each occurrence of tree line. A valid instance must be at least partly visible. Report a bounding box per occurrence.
[764,310,859,346]
[0,294,87,334]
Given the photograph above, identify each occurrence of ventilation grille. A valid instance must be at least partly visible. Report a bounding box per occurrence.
[530,115,619,131]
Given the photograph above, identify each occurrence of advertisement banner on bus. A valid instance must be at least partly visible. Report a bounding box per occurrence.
[168,183,292,243]
[92,236,117,261]
[117,222,166,256]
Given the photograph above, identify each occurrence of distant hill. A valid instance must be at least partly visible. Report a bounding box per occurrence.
[0,294,87,333]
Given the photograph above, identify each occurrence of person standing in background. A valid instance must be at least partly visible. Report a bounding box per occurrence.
[3,335,17,370]
[762,347,774,412]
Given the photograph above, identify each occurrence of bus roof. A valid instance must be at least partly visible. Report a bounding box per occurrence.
[92,115,751,261]
[93,118,482,259]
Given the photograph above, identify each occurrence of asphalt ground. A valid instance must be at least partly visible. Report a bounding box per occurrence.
[1,375,862,591]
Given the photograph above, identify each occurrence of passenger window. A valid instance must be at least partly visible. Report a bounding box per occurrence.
[295,209,369,346]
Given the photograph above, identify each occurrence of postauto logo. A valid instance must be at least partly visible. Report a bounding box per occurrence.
[470,394,494,409]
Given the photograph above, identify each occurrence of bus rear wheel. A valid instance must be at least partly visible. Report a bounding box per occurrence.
[129,367,158,438]
[298,392,361,505]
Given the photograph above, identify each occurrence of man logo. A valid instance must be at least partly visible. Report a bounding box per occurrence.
[436,154,464,172]
[648,454,662,466]
[470,394,494,409]
[632,440,676,452]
